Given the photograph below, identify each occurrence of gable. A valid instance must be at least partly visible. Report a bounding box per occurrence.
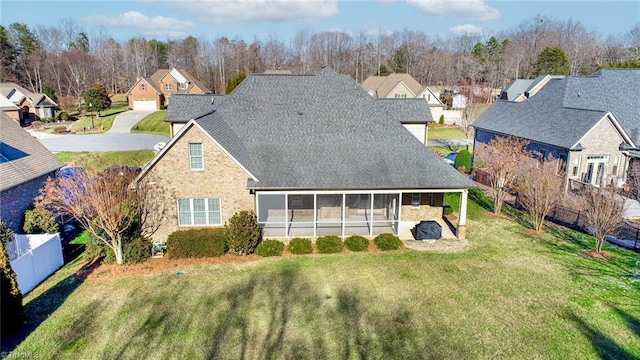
[386,82,416,98]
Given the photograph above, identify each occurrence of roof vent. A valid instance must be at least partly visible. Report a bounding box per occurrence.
[211,96,215,104]
[298,111,303,116]
[577,92,581,97]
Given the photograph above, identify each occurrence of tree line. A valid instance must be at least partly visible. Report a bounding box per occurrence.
[1,16,638,108]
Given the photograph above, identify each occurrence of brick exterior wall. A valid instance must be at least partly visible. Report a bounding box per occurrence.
[128,78,163,109]
[401,193,444,221]
[0,173,54,233]
[138,124,255,241]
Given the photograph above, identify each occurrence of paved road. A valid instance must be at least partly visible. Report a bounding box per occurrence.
[29,110,168,152]
[108,110,155,133]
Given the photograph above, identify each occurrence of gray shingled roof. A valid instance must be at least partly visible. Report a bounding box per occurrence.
[562,69,640,147]
[195,67,473,190]
[500,79,534,101]
[474,78,611,150]
[375,98,434,124]
[165,94,225,123]
[0,113,64,191]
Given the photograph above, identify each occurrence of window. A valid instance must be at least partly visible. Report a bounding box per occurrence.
[189,143,203,170]
[411,194,420,208]
[178,198,222,226]
[165,83,172,91]
[612,155,620,176]
[395,93,406,99]
[571,156,581,177]
[140,83,146,91]
[180,82,187,90]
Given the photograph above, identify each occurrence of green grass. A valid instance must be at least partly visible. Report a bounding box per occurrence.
[55,150,155,175]
[69,231,89,245]
[131,110,170,137]
[71,105,128,133]
[4,203,639,359]
[428,126,469,140]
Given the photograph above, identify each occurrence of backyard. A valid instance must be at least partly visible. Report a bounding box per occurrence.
[1,199,639,359]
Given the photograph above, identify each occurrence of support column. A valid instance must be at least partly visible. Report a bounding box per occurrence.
[457,189,468,239]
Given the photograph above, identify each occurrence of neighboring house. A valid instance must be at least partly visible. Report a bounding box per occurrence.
[127,68,212,110]
[0,83,58,125]
[473,69,639,191]
[165,94,226,137]
[361,74,445,123]
[134,67,474,242]
[375,99,434,144]
[0,113,65,232]
[0,93,22,124]
[499,75,564,102]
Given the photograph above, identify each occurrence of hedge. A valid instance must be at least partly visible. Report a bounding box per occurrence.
[288,237,313,255]
[374,233,403,251]
[255,239,284,257]
[344,235,369,252]
[316,235,343,254]
[166,228,228,258]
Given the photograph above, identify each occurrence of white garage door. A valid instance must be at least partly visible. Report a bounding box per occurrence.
[133,100,156,111]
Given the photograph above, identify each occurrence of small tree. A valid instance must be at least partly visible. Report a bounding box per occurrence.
[475,136,531,214]
[225,210,261,255]
[23,205,59,234]
[36,170,166,265]
[582,186,624,253]
[83,83,111,114]
[516,154,566,231]
[438,114,445,125]
[225,71,247,94]
[1,221,25,336]
[454,149,472,172]
[532,46,570,77]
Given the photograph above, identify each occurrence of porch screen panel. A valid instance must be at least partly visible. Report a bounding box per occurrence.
[344,194,371,236]
[316,194,342,236]
[288,195,314,237]
[372,194,399,235]
[257,194,286,238]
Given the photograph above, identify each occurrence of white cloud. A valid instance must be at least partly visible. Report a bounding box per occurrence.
[163,0,338,25]
[81,11,194,38]
[407,0,499,22]
[449,24,483,36]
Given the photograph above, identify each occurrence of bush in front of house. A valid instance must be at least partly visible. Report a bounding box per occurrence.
[1,221,25,336]
[438,114,445,125]
[23,206,59,234]
[374,233,403,251]
[288,237,313,255]
[58,112,70,121]
[345,235,369,252]
[316,235,343,254]
[167,228,228,258]
[225,210,261,255]
[454,149,472,172]
[124,236,152,264]
[255,239,284,257]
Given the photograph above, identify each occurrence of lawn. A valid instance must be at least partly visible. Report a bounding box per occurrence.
[2,203,639,359]
[131,110,170,137]
[55,150,155,175]
[428,126,469,140]
[70,105,129,134]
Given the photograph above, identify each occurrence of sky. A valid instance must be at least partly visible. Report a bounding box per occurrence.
[1,0,639,43]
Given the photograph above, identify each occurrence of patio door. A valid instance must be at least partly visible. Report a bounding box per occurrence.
[585,156,607,186]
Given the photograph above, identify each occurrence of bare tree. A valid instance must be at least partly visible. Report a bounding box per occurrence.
[516,154,566,231]
[582,186,624,253]
[36,169,166,265]
[475,136,531,214]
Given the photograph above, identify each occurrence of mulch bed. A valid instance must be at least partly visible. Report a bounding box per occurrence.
[581,249,610,259]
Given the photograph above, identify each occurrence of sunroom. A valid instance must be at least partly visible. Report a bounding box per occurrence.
[256,189,468,240]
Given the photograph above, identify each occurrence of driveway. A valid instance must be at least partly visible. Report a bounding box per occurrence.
[108,110,155,133]
[34,133,169,152]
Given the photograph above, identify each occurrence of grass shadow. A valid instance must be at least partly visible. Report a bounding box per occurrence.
[565,311,637,360]
[0,258,99,354]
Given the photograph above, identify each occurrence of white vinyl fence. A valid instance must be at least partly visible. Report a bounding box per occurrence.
[7,233,64,294]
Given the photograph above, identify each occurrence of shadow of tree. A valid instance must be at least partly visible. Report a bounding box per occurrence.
[612,306,640,339]
[565,312,636,360]
[0,258,100,354]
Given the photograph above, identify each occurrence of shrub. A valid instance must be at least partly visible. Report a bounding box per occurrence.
[316,235,343,254]
[58,112,69,121]
[288,237,312,255]
[124,236,151,264]
[167,228,228,258]
[438,114,445,125]
[443,205,454,216]
[374,233,403,251]
[53,126,67,134]
[23,206,59,234]
[159,104,168,110]
[255,239,284,257]
[83,233,112,263]
[345,235,369,252]
[454,149,472,172]
[225,210,261,255]
[1,221,25,336]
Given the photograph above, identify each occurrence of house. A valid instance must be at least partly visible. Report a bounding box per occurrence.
[0,93,22,124]
[361,73,445,122]
[0,113,65,232]
[375,99,434,144]
[0,83,58,125]
[133,67,474,242]
[473,69,639,190]
[165,94,226,137]
[127,68,212,110]
[499,75,564,102]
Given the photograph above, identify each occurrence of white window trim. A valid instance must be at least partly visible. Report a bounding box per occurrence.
[140,83,146,91]
[189,143,204,170]
[165,83,172,91]
[177,198,222,226]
